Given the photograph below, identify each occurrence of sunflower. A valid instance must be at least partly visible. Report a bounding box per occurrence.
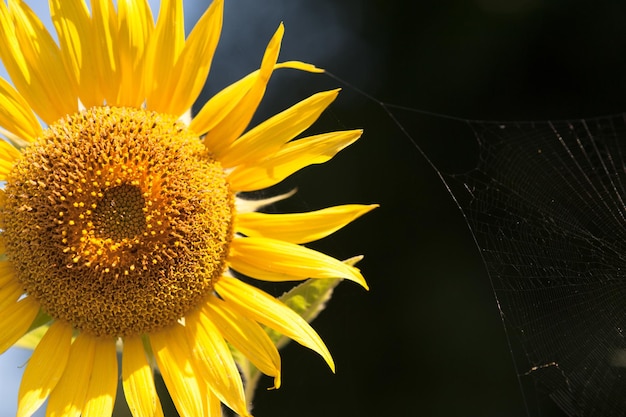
[0,0,375,416]
[0,0,375,417]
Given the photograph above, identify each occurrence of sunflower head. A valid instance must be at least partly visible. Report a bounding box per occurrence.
[2,106,233,337]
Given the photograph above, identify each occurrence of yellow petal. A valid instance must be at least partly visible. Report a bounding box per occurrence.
[0,77,40,144]
[0,139,21,182]
[219,89,339,168]
[190,60,323,137]
[91,0,119,105]
[82,338,117,416]
[201,23,284,158]
[144,0,184,109]
[229,236,368,289]
[0,2,28,81]
[2,0,77,123]
[0,260,16,287]
[276,60,324,73]
[235,189,296,214]
[49,0,102,107]
[116,0,154,107]
[216,276,335,372]
[17,321,73,417]
[122,336,164,417]
[237,204,378,244]
[0,296,38,354]
[190,71,257,137]
[204,294,281,389]
[227,130,362,192]
[186,309,250,417]
[0,279,24,311]
[150,0,223,115]
[150,324,206,417]
[46,332,96,417]
[206,391,223,417]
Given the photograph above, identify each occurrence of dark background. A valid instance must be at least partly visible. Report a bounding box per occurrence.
[191,1,626,416]
[4,1,625,416]
[196,1,626,417]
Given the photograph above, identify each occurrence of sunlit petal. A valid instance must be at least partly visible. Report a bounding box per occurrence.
[122,336,164,417]
[150,0,223,115]
[2,0,77,123]
[201,23,284,158]
[229,236,368,288]
[186,310,250,416]
[228,129,362,192]
[91,0,119,105]
[219,89,339,168]
[82,338,117,416]
[0,76,40,144]
[46,332,96,417]
[116,0,154,106]
[237,204,378,244]
[0,138,22,181]
[204,294,282,388]
[216,276,335,371]
[0,297,38,355]
[144,0,184,109]
[17,321,73,417]
[150,324,205,417]
[49,0,100,107]
[190,60,323,137]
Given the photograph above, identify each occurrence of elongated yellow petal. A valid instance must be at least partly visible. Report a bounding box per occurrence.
[229,236,368,289]
[150,324,205,417]
[202,24,284,158]
[186,310,250,417]
[227,130,362,192]
[216,276,335,371]
[122,336,164,417]
[0,77,40,144]
[144,0,184,108]
[17,321,73,417]
[190,71,257,137]
[0,296,38,354]
[0,280,24,311]
[49,0,88,85]
[0,260,16,287]
[116,0,153,107]
[190,61,322,137]
[235,189,296,214]
[91,0,119,105]
[0,2,28,80]
[50,0,102,107]
[0,139,22,181]
[150,0,223,115]
[2,1,77,123]
[204,294,281,388]
[82,338,117,416]
[219,89,339,168]
[206,391,223,417]
[237,204,378,244]
[276,60,324,73]
[46,332,96,417]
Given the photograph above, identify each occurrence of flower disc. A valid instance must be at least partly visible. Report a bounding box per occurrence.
[1,107,234,337]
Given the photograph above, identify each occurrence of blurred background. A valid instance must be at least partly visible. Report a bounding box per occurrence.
[3,0,626,416]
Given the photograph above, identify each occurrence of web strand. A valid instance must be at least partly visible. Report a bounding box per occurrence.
[327,71,626,417]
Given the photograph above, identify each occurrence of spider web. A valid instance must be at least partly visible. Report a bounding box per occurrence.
[442,114,626,417]
[328,70,626,416]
